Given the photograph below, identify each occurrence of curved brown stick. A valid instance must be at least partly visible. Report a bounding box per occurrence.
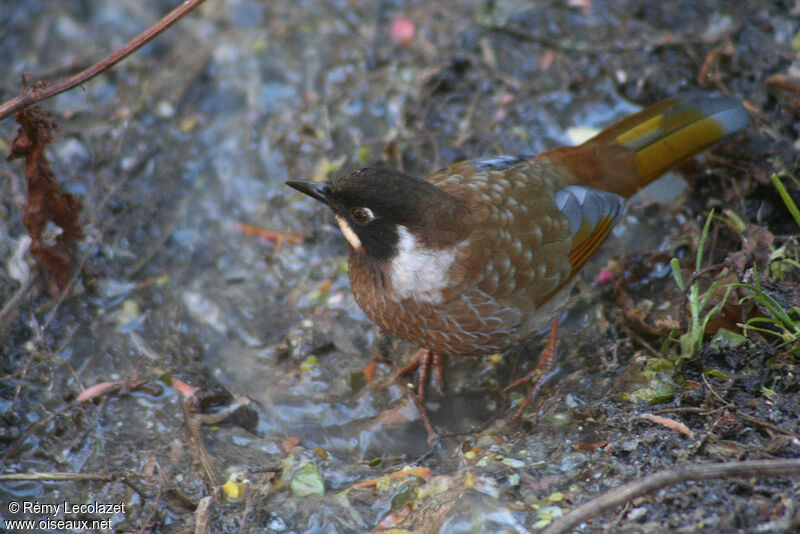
[0,0,208,122]
[544,458,800,534]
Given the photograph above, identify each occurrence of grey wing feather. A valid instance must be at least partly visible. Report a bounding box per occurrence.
[554,184,625,239]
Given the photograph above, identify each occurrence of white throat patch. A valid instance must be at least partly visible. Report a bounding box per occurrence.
[335,215,362,250]
[389,225,459,304]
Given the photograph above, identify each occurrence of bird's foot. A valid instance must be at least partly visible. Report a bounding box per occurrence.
[503,318,560,419]
[394,348,447,444]
[395,347,445,404]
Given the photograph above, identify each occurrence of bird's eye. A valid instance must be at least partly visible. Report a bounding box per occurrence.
[351,207,373,224]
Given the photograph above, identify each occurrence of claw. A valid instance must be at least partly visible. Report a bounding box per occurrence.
[504,318,560,418]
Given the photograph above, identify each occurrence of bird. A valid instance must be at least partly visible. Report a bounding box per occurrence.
[286,91,749,408]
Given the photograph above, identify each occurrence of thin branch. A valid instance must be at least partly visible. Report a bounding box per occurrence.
[194,496,214,534]
[0,471,115,482]
[0,0,208,122]
[0,272,36,330]
[701,373,800,440]
[182,399,220,489]
[544,458,800,534]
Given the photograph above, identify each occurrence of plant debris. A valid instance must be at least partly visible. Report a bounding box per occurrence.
[7,104,83,296]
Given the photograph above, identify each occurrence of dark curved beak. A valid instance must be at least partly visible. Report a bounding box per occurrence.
[285,179,332,206]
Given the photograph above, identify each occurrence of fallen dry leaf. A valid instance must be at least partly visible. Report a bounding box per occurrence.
[7,104,83,296]
[640,413,694,438]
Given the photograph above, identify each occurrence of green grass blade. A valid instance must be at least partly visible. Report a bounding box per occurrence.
[697,209,715,272]
[772,173,800,229]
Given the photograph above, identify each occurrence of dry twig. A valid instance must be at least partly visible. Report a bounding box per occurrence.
[544,459,800,534]
[0,0,208,121]
[182,400,220,489]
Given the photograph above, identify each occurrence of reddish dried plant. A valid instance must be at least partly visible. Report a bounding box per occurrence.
[7,104,83,296]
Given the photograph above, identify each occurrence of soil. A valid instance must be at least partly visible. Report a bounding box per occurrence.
[1,0,799,532]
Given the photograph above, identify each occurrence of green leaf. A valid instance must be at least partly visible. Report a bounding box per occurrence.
[670,258,685,291]
[771,173,800,229]
[696,209,715,271]
[289,461,325,497]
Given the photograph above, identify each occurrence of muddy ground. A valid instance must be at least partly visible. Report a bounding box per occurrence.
[1,0,799,532]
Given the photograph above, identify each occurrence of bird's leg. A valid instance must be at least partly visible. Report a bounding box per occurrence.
[396,348,446,403]
[431,351,445,391]
[394,348,445,443]
[503,318,560,417]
